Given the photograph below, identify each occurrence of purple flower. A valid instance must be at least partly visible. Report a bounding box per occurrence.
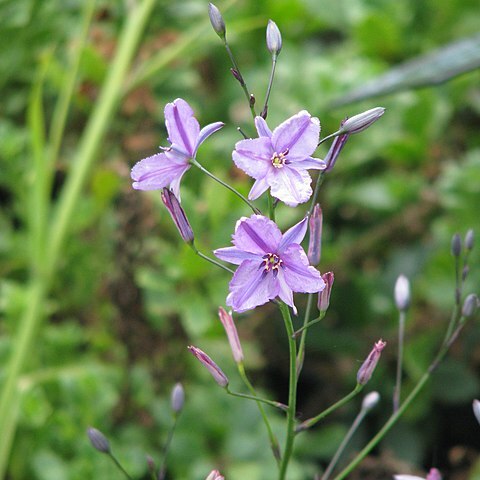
[131,98,224,198]
[214,215,326,313]
[232,112,326,206]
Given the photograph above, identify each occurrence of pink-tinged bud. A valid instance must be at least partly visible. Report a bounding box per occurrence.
[208,3,226,39]
[218,307,244,363]
[339,107,385,134]
[170,382,185,413]
[205,470,224,480]
[318,272,334,313]
[462,293,478,318]
[87,427,111,454]
[357,339,386,385]
[324,132,349,172]
[266,20,282,58]
[161,188,194,244]
[426,468,442,480]
[188,346,229,388]
[361,391,380,411]
[394,275,411,311]
[472,399,480,425]
[308,204,323,265]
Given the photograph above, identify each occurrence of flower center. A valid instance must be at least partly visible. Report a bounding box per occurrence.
[261,253,283,277]
[271,149,289,169]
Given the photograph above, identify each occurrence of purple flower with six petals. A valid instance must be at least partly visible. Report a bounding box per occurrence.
[232,111,326,206]
[131,98,223,198]
[214,215,325,313]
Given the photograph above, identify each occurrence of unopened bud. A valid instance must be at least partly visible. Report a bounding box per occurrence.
[462,293,478,318]
[362,391,380,411]
[394,275,411,311]
[426,468,442,480]
[308,204,323,265]
[170,382,185,413]
[473,399,480,425]
[357,339,386,385]
[339,107,385,135]
[324,132,349,172]
[249,94,256,107]
[318,272,334,313]
[87,427,111,454]
[266,20,282,58]
[206,470,224,480]
[161,188,194,244]
[208,3,226,39]
[465,229,474,251]
[451,233,462,257]
[230,68,245,86]
[218,307,244,363]
[188,346,229,388]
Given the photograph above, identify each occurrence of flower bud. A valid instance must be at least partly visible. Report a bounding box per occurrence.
[465,229,474,251]
[462,293,478,318]
[472,399,480,425]
[451,233,462,257]
[394,275,411,311]
[318,272,334,313]
[266,20,282,58]
[208,3,226,39]
[361,391,380,411]
[426,468,442,480]
[161,188,194,244]
[87,427,111,454]
[188,346,229,388]
[218,307,244,363]
[206,470,224,480]
[308,204,323,265]
[324,132,349,172]
[357,339,386,385]
[339,107,385,135]
[170,382,185,413]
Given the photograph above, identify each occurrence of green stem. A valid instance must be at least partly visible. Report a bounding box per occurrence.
[393,310,406,412]
[292,313,324,339]
[108,453,134,480]
[317,130,341,147]
[278,302,298,480]
[296,293,315,376]
[261,56,277,118]
[191,244,234,273]
[158,416,179,480]
[226,387,286,411]
[191,159,261,214]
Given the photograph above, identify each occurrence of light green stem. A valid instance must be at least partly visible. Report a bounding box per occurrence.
[393,310,406,412]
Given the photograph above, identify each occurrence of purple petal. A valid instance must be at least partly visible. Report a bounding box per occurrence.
[165,98,200,157]
[232,137,273,179]
[255,116,272,138]
[272,111,320,159]
[131,152,189,191]
[232,215,282,255]
[276,270,297,314]
[248,177,270,200]
[267,167,312,207]
[292,156,327,170]
[214,246,261,265]
[279,217,308,252]
[281,244,325,293]
[194,121,224,156]
[226,260,277,312]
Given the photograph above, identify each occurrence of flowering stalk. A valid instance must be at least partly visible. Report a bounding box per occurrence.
[261,20,282,119]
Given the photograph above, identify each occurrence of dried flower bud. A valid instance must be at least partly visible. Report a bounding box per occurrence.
[394,275,411,311]
[266,20,282,58]
[339,107,385,134]
[324,132,349,172]
[208,3,226,39]
[362,391,380,411]
[218,307,244,363]
[451,233,462,257]
[161,188,194,244]
[465,229,474,251]
[188,346,229,388]
[473,399,480,425]
[318,272,334,313]
[171,382,185,413]
[357,339,386,385]
[205,470,224,480]
[230,68,245,86]
[426,468,442,480]
[462,293,478,318]
[87,427,111,454]
[308,204,323,265]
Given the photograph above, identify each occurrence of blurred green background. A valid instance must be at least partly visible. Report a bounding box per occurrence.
[1,0,480,478]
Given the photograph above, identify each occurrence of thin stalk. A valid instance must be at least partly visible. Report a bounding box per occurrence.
[191,244,234,273]
[317,130,341,147]
[158,416,179,480]
[108,453,134,480]
[393,310,406,412]
[226,387,286,411]
[261,56,277,118]
[292,313,324,338]
[191,159,261,214]
[296,293,314,376]
[278,302,298,480]
[268,193,276,221]
[237,363,282,463]
[296,384,363,433]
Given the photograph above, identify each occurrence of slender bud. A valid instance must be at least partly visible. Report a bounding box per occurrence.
[339,107,385,135]
[451,233,462,257]
[218,307,244,363]
[308,204,323,265]
[357,339,386,385]
[170,382,185,413]
[205,470,224,480]
[230,68,245,86]
[318,272,334,313]
[394,275,411,311]
[161,188,194,244]
[465,229,474,251]
[266,20,282,58]
[426,468,442,480]
[324,132,349,172]
[208,3,226,39]
[472,399,480,425]
[361,391,380,411]
[87,427,111,454]
[462,293,478,318]
[188,346,229,388]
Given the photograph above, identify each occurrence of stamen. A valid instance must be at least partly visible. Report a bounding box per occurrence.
[261,253,283,274]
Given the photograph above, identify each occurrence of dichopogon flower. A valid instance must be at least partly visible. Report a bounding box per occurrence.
[131,98,223,198]
[232,111,326,206]
[214,215,326,313]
